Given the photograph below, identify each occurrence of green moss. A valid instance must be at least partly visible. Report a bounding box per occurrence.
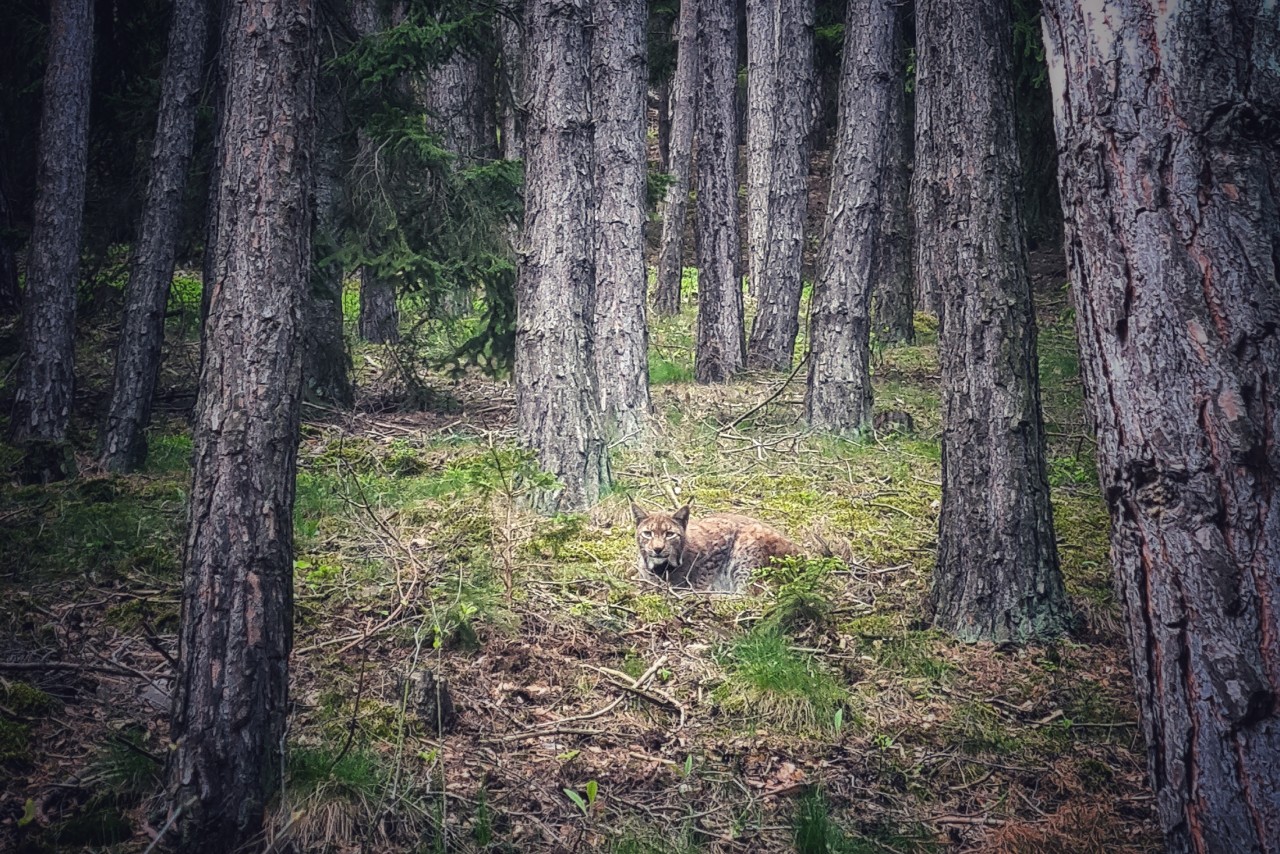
[2,682,59,716]
[0,718,30,764]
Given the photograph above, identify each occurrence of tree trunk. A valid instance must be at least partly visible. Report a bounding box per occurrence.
[0,180,21,316]
[656,79,671,171]
[167,1,315,850]
[743,0,773,303]
[916,0,1067,642]
[591,0,650,441]
[652,0,698,317]
[497,1,524,162]
[425,50,494,165]
[99,0,209,472]
[303,81,354,409]
[745,0,813,371]
[692,0,744,384]
[10,0,93,483]
[1042,3,1280,850]
[805,0,904,432]
[870,50,914,347]
[358,266,399,343]
[515,0,610,512]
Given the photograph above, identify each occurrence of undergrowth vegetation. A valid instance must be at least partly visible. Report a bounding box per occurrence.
[0,260,1157,852]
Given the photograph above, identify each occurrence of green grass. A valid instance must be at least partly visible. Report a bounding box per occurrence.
[714,627,847,734]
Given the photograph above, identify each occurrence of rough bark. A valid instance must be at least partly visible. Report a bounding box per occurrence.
[497,1,524,161]
[167,1,315,850]
[591,0,650,441]
[745,0,813,371]
[0,180,20,316]
[915,0,1067,642]
[805,0,904,432]
[10,0,93,483]
[656,79,671,171]
[693,0,744,383]
[303,82,354,409]
[652,0,698,317]
[870,50,914,347]
[425,49,494,165]
[515,0,610,512]
[743,0,775,302]
[99,0,209,472]
[358,266,399,343]
[1042,3,1280,850]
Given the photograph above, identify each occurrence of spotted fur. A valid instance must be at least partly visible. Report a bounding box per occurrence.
[631,502,800,593]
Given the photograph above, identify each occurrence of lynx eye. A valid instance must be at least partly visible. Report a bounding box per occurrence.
[665,531,677,539]
[640,529,653,538]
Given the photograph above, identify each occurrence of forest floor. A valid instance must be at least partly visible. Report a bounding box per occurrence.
[0,253,1161,853]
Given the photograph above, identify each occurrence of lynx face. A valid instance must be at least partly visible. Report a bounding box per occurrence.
[632,502,690,577]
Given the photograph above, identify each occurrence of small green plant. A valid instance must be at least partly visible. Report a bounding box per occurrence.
[715,626,847,733]
[564,779,598,815]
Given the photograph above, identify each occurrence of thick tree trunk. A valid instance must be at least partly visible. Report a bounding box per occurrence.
[167,1,315,850]
[693,0,744,383]
[591,0,650,441]
[745,0,813,371]
[10,0,93,483]
[0,180,20,316]
[870,60,914,347]
[497,2,524,162]
[805,0,904,432]
[303,83,354,409]
[652,0,698,317]
[1042,3,1280,850]
[99,0,209,472]
[515,0,610,512]
[358,266,399,343]
[916,0,1067,642]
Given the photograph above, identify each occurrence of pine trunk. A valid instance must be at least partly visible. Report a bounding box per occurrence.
[745,0,813,371]
[693,0,744,384]
[916,0,1067,642]
[10,0,93,483]
[358,266,399,343]
[656,79,671,171]
[1042,3,1280,849]
[0,181,20,316]
[870,53,914,347]
[652,0,698,317]
[99,0,209,472]
[498,2,524,161]
[303,84,354,409]
[167,1,315,849]
[743,0,774,302]
[805,0,903,432]
[591,0,650,441]
[515,0,610,512]
[426,50,494,165]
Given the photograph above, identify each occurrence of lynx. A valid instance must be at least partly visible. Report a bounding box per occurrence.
[631,502,800,593]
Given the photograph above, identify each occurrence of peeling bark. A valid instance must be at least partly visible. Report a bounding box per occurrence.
[916,0,1067,642]
[1043,2,1280,850]
[167,1,315,849]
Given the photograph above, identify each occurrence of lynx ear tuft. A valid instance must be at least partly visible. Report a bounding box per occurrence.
[673,504,691,526]
[630,501,648,524]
